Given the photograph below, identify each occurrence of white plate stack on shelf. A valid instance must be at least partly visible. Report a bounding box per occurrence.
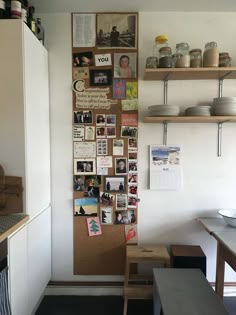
[148,104,180,116]
[212,97,236,116]
[185,105,211,116]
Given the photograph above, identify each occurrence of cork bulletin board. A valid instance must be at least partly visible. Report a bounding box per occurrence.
[72,12,139,275]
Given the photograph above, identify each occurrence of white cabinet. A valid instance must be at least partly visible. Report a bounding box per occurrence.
[8,224,28,315]
[28,207,51,314]
[8,207,51,315]
[0,20,51,217]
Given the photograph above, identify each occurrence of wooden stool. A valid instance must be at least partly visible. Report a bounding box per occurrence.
[170,244,206,276]
[123,245,170,315]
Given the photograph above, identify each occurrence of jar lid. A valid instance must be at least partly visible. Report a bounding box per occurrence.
[205,41,217,49]
[155,35,168,43]
[159,46,172,52]
[219,52,229,57]
[176,42,189,49]
[189,49,202,54]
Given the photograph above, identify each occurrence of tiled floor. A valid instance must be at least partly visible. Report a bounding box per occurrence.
[35,295,236,315]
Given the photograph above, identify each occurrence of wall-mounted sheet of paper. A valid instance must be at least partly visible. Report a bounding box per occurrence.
[97,167,108,175]
[72,13,96,47]
[74,141,96,158]
[73,125,84,141]
[97,156,112,168]
[149,145,182,190]
[95,54,112,66]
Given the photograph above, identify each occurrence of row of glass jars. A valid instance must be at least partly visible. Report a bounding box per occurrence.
[147,35,231,68]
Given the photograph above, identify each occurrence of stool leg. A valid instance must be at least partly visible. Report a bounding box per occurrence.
[123,296,128,315]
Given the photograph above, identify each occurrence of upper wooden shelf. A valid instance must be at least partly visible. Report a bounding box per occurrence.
[143,116,236,123]
[143,67,236,81]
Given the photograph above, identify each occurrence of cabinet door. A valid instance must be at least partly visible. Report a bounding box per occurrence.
[23,24,51,217]
[27,206,51,314]
[8,225,29,315]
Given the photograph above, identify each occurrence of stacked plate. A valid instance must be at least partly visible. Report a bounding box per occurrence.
[148,104,180,116]
[185,105,211,116]
[212,97,236,116]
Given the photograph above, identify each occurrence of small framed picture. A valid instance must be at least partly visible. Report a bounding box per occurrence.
[73,175,84,191]
[100,192,115,206]
[96,114,106,125]
[100,206,113,225]
[128,151,137,160]
[121,126,138,138]
[116,194,127,210]
[74,158,96,175]
[104,176,126,193]
[128,161,138,173]
[115,158,127,175]
[106,114,116,126]
[90,69,112,86]
[74,110,93,124]
[128,138,138,150]
[106,127,116,138]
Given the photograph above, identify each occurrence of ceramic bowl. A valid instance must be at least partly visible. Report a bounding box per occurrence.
[218,209,236,227]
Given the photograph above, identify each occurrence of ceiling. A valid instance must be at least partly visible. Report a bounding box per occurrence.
[30,0,236,13]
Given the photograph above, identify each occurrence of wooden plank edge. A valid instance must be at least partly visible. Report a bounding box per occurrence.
[0,215,29,242]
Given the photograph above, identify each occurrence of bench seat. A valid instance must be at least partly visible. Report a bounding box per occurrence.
[153,268,229,315]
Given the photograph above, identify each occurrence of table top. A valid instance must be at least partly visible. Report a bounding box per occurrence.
[153,268,229,315]
[198,217,236,234]
[0,214,29,242]
[126,245,170,263]
[213,231,236,256]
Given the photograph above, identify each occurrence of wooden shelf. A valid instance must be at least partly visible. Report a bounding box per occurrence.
[144,67,236,81]
[143,116,236,123]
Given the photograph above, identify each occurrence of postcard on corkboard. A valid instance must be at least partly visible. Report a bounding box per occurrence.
[87,217,102,236]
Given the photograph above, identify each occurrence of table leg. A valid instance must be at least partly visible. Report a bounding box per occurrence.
[215,241,225,299]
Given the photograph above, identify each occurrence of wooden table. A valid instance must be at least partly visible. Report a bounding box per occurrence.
[198,217,236,299]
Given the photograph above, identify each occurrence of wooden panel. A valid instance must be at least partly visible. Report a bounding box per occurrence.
[144,67,236,81]
[0,176,23,215]
[74,216,126,275]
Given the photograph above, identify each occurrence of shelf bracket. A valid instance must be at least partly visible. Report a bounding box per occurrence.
[163,73,170,105]
[218,79,224,98]
[217,122,222,157]
[163,122,168,145]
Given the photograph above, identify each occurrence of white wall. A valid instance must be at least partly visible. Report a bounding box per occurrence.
[41,12,236,282]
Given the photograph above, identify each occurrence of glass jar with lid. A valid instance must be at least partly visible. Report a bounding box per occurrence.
[190,49,202,68]
[203,42,219,67]
[219,52,231,67]
[159,46,172,68]
[153,35,168,66]
[175,42,190,68]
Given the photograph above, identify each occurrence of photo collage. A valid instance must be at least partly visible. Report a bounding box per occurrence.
[72,12,138,243]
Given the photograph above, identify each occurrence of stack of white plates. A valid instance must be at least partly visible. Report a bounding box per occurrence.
[185,105,211,116]
[148,104,180,116]
[212,97,236,116]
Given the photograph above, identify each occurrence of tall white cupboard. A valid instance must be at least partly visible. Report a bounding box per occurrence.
[0,20,51,315]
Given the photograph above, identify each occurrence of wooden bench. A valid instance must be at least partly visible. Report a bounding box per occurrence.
[153,268,229,315]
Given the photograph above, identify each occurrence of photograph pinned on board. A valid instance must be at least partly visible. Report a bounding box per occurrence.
[121,126,138,138]
[128,151,137,160]
[113,139,124,156]
[115,158,127,175]
[106,127,116,138]
[96,126,106,138]
[106,114,116,126]
[73,67,90,80]
[89,69,112,86]
[114,53,137,79]
[73,175,84,191]
[87,217,102,236]
[104,176,126,193]
[116,193,127,211]
[73,51,94,67]
[74,158,96,175]
[100,191,115,206]
[85,175,101,187]
[128,196,137,208]
[74,110,93,124]
[84,186,100,198]
[96,13,138,49]
[85,126,95,140]
[115,209,136,224]
[112,79,126,99]
[73,125,84,141]
[100,206,113,225]
[97,139,108,156]
[96,114,106,125]
[128,174,137,184]
[74,197,98,216]
[128,161,138,173]
[125,224,138,243]
[128,185,137,196]
[128,137,138,150]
